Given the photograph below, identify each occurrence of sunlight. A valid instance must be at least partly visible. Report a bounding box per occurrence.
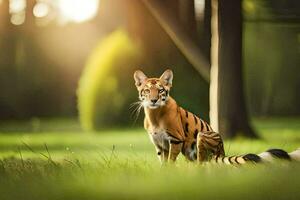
[58,0,100,23]
[243,0,255,13]
[10,11,25,25]
[9,0,25,14]
[194,0,205,21]
[9,0,26,25]
[33,2,50,18]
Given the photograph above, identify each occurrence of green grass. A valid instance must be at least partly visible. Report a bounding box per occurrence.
[0,118,300,200]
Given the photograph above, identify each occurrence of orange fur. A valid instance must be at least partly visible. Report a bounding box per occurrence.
[134,69,225,163]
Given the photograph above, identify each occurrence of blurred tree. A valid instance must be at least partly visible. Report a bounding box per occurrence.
[178,0,197,41]
[216,0,257,138]
[0,0,18,118]
[77,30,142,130]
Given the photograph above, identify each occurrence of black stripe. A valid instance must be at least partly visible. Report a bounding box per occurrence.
[205,123,210,131]
[191,142,196,150]
[199,120,204,131]
[170,140,184,144]
[215,154,220,162]
[235,156,240,164]
[243,154,261,163]
[181,141,186,155]
[222,157,225,163]
[209,132,219,138]
[193,115,198,125]
[208,135,222,141]
[266,149,291,160]
[185,123,189,132]
[185,110,189,118]
[204,138,218,147]
[166,132,182,141]
[194,129,198,139]
[165,90,169,96]
[203,142,217,150]
[228,156,234,164]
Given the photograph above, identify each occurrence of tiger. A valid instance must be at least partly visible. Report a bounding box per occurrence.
[133,69,300,164]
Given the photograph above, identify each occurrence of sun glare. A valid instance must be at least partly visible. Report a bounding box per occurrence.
[9,0,26,25]
[194,0,205,21]
[58,0,100,23]
[33,2,50,18]
[7,0,100,26]
[9,0,26,14]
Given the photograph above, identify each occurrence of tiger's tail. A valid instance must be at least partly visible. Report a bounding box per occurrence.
[213,148,300,165]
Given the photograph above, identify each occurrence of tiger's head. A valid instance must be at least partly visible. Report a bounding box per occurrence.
[134,69,173,109]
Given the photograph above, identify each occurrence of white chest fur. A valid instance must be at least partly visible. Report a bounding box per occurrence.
[149,131,170,151]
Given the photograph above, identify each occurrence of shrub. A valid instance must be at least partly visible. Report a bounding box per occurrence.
[77,30,142,131]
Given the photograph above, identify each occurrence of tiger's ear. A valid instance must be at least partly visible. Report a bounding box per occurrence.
[134,70,147,88]
[160,69,173,87]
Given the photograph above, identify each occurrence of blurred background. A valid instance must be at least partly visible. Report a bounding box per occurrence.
[0,0,299,132]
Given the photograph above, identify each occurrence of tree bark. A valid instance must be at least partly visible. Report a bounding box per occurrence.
[202,0,211,60]
[178,0,197,41]
[217,0,257,138]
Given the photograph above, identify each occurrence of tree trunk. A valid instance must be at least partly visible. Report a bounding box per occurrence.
[209,0,219,131]
[217,0,257,138]
[178,0,197,41]
[202,0,211,60]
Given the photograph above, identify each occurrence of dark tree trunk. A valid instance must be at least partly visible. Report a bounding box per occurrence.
[202,0,211,61]
[0,0,16,70]
[178,0,197,41]
[217,0,257,138]
[0,1,18,118]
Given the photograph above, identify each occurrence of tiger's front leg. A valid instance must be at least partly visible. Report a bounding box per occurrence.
[168,142,183,162]
[155,146,169,164]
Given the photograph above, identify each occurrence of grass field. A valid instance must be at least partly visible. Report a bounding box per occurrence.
[0,118,300,200]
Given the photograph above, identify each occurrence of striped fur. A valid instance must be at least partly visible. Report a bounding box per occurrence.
[213,148,300,165]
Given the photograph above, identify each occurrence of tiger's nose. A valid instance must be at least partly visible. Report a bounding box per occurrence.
[151,99,158,104]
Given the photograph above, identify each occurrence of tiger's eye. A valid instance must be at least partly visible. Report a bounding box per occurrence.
[159,89,164,93]
[144,89,150,94]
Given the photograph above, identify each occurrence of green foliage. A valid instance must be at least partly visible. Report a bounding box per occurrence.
[0,118,300,200]
[243,1,300,116]
[77,30,142,131]
[244,22,300,116]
